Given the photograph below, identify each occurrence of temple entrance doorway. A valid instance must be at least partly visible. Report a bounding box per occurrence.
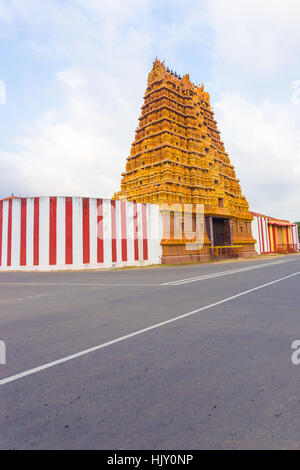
[212,217,232,246]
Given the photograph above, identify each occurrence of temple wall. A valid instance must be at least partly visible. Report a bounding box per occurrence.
[251,213,298,255]
[0,197,297,271]
[0,197,162,271]
[251,214,271,255]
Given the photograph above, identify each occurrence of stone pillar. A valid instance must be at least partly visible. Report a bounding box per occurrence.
[205,216,214,246]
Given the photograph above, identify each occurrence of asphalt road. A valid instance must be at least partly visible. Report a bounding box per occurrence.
[1,254,300,450]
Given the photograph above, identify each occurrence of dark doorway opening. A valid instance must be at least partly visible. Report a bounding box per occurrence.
[212,218,232,246]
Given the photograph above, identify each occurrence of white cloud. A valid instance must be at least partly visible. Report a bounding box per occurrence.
[208,0,300,76]
[214,93,300,220]
[0,65,144,198]
[0,0,14,36]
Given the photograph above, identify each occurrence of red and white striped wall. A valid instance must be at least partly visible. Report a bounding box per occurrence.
[251,214,271,255]
[251,213,299,255]
[0,197,162,271]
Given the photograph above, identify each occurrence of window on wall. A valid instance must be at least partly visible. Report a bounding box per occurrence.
[218,198,224,208]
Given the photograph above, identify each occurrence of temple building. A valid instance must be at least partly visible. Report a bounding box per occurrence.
[114,59,256,263]
[251,212,299,255]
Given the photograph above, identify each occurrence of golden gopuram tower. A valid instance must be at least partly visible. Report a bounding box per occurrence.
[114,59,256,263]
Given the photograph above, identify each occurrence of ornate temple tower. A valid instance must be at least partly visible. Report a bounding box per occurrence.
[115,59,256,262]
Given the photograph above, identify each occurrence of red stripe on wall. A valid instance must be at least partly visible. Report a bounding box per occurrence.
[0,201,3,266]
[259,218,263,253]
[264,219,269,252]
[133,203,139,261]
[268,223,272,252]
[65,197,73,265]
[82,198,90,264]
[142,204,148,261]
[121,201,127,262]
[33,198,39,266]
[20,198,27,266]
[111,200,117,262]
[7,199,12,266]
[49,197,57,265]
[97,199,104,263]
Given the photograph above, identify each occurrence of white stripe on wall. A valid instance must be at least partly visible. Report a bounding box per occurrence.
[127,201,134,263]
[251,217,260,254]
[148,203,162,263]
[103,199,112,267]
[89,198,97,265]
[11,199,21,267]
[39,197,50,267]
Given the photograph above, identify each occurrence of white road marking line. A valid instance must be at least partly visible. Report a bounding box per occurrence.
[0,282,159,287]
[162,259,295,285]
[0,259,296,288]
[1,270,299,387]
[164,259,295,285]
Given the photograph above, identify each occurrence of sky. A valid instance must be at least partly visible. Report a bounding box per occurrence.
[0,0,299,221]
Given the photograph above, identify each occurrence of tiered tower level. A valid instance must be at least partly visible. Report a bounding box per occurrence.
[115,59,256,261]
